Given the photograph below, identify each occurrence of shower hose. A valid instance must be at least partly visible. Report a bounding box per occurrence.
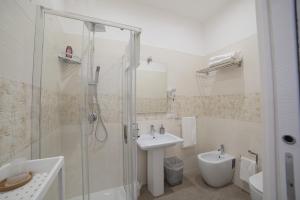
[93,93,108,143]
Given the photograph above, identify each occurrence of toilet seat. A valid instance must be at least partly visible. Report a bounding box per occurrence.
[249,172,263,194]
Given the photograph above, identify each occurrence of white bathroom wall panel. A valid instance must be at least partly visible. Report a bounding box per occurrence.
[30,0,257,56]
[203,0,257,54]
[202,35,261,95]
[31,0,64,10]
[63,0,205,56]
[0,0,35,84]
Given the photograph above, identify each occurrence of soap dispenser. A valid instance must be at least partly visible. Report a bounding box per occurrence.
[159,124,165,134]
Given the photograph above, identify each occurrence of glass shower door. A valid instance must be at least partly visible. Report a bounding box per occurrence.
[123,32,140,200]
[123,67,135,200]
[33,7,140,200]
[83,25,139,200]
[35,13,89,200]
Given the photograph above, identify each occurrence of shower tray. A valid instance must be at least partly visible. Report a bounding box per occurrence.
[0,156,64,200]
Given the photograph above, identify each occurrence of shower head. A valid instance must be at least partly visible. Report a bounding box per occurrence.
[95,66,100,84]
[84,22,106,32]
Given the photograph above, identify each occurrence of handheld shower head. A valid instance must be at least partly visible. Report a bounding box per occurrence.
[95,66,100,84]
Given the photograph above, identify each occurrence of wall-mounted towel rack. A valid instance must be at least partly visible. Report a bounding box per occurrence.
[248,150,258,165]
[239,150,259,170]
[196,58,242,75]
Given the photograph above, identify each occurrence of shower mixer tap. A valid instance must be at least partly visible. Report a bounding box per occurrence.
[95,66,100,83]
[88,112,97,123]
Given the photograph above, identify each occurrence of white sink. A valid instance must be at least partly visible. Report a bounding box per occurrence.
[137,132,183,150]
[137,132,183,197]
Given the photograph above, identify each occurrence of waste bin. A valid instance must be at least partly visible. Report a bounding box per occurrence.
[164,156,184,186]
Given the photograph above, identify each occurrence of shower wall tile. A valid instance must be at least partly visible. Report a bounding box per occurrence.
[137,93,261,122]
[198,93,261,122]
[59,93,81,125]
[0,76,64,166]
[100,94,122,123]
[137,98,168,113]
[136,94,262,136]
[59,93,123,124]
[40,88,62,157]
[0,78,32,165]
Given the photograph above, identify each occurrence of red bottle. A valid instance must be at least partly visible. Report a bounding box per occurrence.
[66,46,73,58]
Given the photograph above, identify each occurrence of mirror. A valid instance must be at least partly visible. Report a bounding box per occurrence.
[136,61,167,113]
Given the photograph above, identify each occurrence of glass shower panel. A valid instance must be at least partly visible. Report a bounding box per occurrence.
[125,32,139,200]
[40,14,86,200]
[80,19,92,200]
[85,25,132,199]
[122,31,139,200]
[34,8,140,200]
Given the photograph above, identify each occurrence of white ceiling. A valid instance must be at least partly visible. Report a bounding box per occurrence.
[133,0,237,22]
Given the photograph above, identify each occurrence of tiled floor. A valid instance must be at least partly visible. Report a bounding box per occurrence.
[138,173,250,200]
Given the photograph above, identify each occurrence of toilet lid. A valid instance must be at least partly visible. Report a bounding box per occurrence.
[249,172,263,193]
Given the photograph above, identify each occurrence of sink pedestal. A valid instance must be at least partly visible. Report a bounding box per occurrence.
[137,132,184,197]
[147,148,164,197]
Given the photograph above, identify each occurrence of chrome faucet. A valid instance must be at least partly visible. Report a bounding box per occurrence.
[150,124,156,138]
[218,144,225,155]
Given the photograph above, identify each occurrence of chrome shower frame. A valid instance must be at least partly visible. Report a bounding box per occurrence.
[43,8,141,32]
[32,6,141,200]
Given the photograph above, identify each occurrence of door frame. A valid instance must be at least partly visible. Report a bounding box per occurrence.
[256,0,300,199]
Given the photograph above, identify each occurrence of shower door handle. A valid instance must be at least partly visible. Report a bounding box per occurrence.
[123,125,128,144]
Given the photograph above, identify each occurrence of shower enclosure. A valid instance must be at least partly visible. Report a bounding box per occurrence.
[32,6,140,200]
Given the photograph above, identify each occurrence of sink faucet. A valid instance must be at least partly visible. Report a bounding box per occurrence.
[150,124,156,138]
[218,144,225,155]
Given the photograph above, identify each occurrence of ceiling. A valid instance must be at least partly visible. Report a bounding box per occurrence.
[133,0,237,22]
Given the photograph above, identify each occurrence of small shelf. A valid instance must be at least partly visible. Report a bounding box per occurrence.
[0,156,64,200]
[58,53,81,64]
[196,59,242,75]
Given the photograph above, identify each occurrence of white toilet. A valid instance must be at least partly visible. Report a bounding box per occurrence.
[249,172,263,200]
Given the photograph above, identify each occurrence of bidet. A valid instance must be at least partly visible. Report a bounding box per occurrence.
[197,151,235,187]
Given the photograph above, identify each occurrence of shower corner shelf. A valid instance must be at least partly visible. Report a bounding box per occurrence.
[0,156,65,200]
[196,59,242,75]
[58,54,81,64]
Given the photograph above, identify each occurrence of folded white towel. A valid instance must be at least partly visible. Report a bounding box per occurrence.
[209,51,241,62]
[240,156,256,183]
[181,117,197,148]
[208,57,236,68]
[208,51,242,68]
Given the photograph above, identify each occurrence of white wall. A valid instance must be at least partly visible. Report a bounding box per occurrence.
[0,0,35,85]
[30,0,257,56]
[202,0,257,54]
[63,0,204,55]
[31,0,64,10]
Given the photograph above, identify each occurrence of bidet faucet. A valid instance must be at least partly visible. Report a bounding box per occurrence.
[218,144,225,155]
[150,124,155,138]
